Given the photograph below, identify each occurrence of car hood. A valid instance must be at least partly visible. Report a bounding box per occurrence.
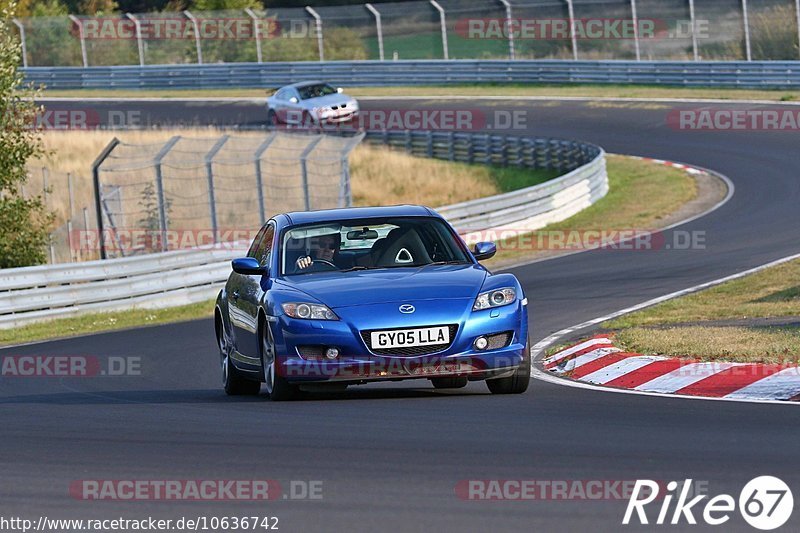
[277,264,487,308]
[304,93,354,107]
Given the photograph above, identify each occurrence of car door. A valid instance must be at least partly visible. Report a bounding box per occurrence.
[228,222,275,365]
[282,87,304,124]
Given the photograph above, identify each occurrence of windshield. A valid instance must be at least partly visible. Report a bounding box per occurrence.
[297,83,337,100]
[281,217,470,276]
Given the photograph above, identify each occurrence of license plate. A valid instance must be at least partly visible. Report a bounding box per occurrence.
[370,326,450,349]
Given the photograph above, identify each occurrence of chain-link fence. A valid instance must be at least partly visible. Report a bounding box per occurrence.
[12,1,800,66]
[92,131,363,259]
[28,132,363,262]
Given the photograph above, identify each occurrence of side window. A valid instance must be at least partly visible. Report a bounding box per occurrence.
[253,224,275,267]
[247,225,268,258]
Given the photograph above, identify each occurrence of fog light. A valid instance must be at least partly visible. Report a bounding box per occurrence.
[325,347,339,360]
[474,336,488,350]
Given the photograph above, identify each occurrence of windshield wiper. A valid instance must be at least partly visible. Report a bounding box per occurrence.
[339,265,375,272]
[428,260,469,266]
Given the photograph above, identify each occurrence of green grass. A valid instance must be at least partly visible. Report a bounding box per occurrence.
[602,258,800,363]
[489,165,562,193]
[0,300,215,347]
[605,259,800,328]
[40,84,800,102]
[484,154,697,267]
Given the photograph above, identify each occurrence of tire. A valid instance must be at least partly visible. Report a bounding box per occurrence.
[218,316,260,396]
[486,337,531,395]
[431,376,468,389]
[261,320,301,401]
[266,109,278,127]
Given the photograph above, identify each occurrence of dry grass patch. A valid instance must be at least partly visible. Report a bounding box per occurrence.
[615,326,800,364]
[606,258,800,328]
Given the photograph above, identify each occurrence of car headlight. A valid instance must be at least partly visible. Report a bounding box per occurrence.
[282,302,338,320]
[472,288,516,311]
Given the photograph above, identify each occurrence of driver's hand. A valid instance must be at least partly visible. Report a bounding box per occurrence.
[296,256,313,270]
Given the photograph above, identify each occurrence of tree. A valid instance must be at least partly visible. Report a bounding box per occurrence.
[0,0,54,268]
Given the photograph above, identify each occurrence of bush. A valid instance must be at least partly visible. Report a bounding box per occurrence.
[0,0,54,268]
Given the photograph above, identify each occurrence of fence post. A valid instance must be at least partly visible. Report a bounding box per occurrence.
[245,8,263,63]
[630,0,640,61]
[566,0,578,60]
[741,0,751,61]
[153,136,181,252]
[205,135,229,244]
[429,0,449,60]
[68,15,88,67]
[12,19,27,67]
[300,136,324,211]
[338,132,364,208]
[254,133,277,224]
[91,138,120,259]
[67,173,75,262]
[365,4,384,61]
[796,0,800,60]
[41,167,49,205]
[184,10,203,64]
[497,0,515,60]
[305,6,325,62]
[82,207,90,260]
[688,0,699,61]
[126,13,145,66]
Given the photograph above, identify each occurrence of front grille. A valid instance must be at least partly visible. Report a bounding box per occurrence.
[361,324,458,356]
[296,345,326,360]
[485,331,513,350]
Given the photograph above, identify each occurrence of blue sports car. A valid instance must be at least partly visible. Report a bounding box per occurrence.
[215,205,530,400]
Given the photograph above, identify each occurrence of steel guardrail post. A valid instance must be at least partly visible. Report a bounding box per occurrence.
[742,0,752,61]
[429,0,449,60]
[498,0,515,60]
[183,10,203,64]
[300,136,324,211]
[126,13,144,66]
[253,132,277,224]
[305,7,325,62]
[153,136,182,252]
[796,0,800,60]
[688,0,699,61]
[12,19,27,67]
[365,4,384,61]
[630,0,641,61]
[204,135,229,244]
[566,0,579,60]
[91,138,120,259]
[68,15,88,67]
[245,8,264,63]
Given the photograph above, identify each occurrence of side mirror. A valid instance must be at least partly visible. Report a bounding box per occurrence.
[336,87,344,93]
[289,96,299,104]
[232,257,268,276]
[472,242,497,261]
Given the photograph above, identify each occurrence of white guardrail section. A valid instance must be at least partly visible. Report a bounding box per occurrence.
[0,139,607,329]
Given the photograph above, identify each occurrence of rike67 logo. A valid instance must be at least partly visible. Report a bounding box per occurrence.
[623,477,793,530]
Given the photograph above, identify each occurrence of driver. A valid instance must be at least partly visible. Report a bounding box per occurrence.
[295,233,341,271]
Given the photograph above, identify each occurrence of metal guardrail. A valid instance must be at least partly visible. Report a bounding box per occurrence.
[0,131,606,329]
[365,130,605,233]
[22,60,800,90]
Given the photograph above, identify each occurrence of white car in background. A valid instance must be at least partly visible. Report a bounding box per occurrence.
[266,81,359,127]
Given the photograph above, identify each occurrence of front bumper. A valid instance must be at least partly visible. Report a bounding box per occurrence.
[273,299,528,384]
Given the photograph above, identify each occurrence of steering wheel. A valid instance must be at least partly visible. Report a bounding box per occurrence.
[312,259,338,271]
[295,259,338,273]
